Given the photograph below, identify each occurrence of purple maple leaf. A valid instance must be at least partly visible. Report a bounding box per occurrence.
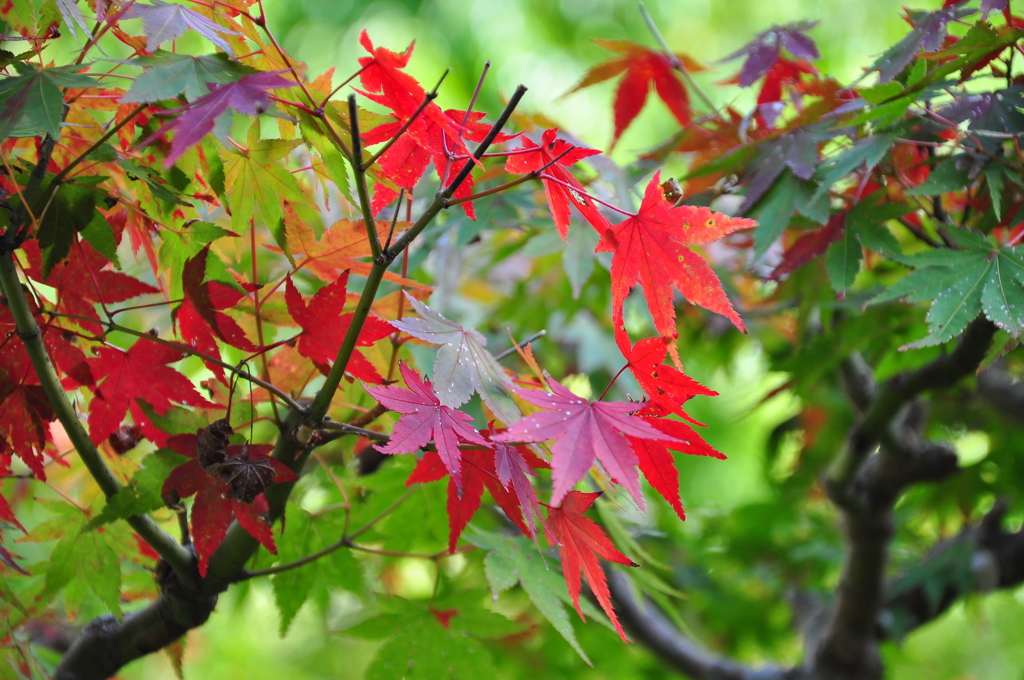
[982,0,1008,19]
[872,5,977,83]
[147,71,294,166]
[493,441,541,537]
[364,363,492,492]
[720,20,820,87]
[391,293,519,424]
[492,377,682,508]
[124,0,239,54]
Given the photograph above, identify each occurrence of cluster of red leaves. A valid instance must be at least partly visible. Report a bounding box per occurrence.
[356,31,488,216]
[0,10,753,645]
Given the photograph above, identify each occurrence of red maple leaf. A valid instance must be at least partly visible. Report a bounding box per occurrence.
[768,211,847,281]
[596,171,755,367]
[628,403,724,521]
[87,340,218,445]
[356,31,470,160]
[542,491,636,642]
[0,305,91,477]
[615,327,716,423]
[755,57,817,128]
[564,40,703,148]
[362,108,514,218]
[144,71,295,167]
[364,362,491,492]
[178,247,257,382]
[505,128,610,239]
[284,273,393,384]
[406,438,546,552]
[163,433,296,576]
[492,376,678,508]
[0,353,54,479]
[23,239,158,337]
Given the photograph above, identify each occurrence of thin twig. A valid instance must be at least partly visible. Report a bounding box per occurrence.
[348,489,415,542]
[51,104,147,185]
[637,2,724,122]
[443,144,577,207]
[383,189,405,253]
[494,329,546,361]
[441,60,490,184]
[45,311,306,412]
[361,69,449,172]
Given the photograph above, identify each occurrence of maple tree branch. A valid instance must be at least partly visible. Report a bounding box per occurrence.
[826,317,996,497]
[24,132,60,207]
[386,84,528,258]
[303,86,528,439]
[360,70,448,172]
[607,568,795,680]
[347,94,384,262]
[895,216,943,249]
[812,323,995,676]
[0,250,192,577]
[878,499,1024,640]
[50,104,147,185]
[443,145,577,207]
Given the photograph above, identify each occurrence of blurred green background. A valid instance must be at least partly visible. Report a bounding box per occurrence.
[118,1,1024,679]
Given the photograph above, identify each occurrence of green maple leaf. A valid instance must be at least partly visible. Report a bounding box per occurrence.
[222,124,306,246]
[342,592,519,680]
[85,450,188,531]
[270,506,364,635]
[0,63,99,140]
[470,531,613,664]
[872,228,1024,347]
[42,508,123,620]
[120,52,255,103]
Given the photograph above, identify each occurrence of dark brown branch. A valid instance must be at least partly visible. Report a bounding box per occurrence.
[878,500,1024,641]
[827,318,996,499]
[813,322,995,679]
[54,562,216,680]
[977,363,1024,427]
[607,568,797,680]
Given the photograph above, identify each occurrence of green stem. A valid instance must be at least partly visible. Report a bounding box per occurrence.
[0,250,191,576]
[347,94,383,261]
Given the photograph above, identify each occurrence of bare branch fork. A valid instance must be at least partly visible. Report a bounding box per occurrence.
[21,77,528,679]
